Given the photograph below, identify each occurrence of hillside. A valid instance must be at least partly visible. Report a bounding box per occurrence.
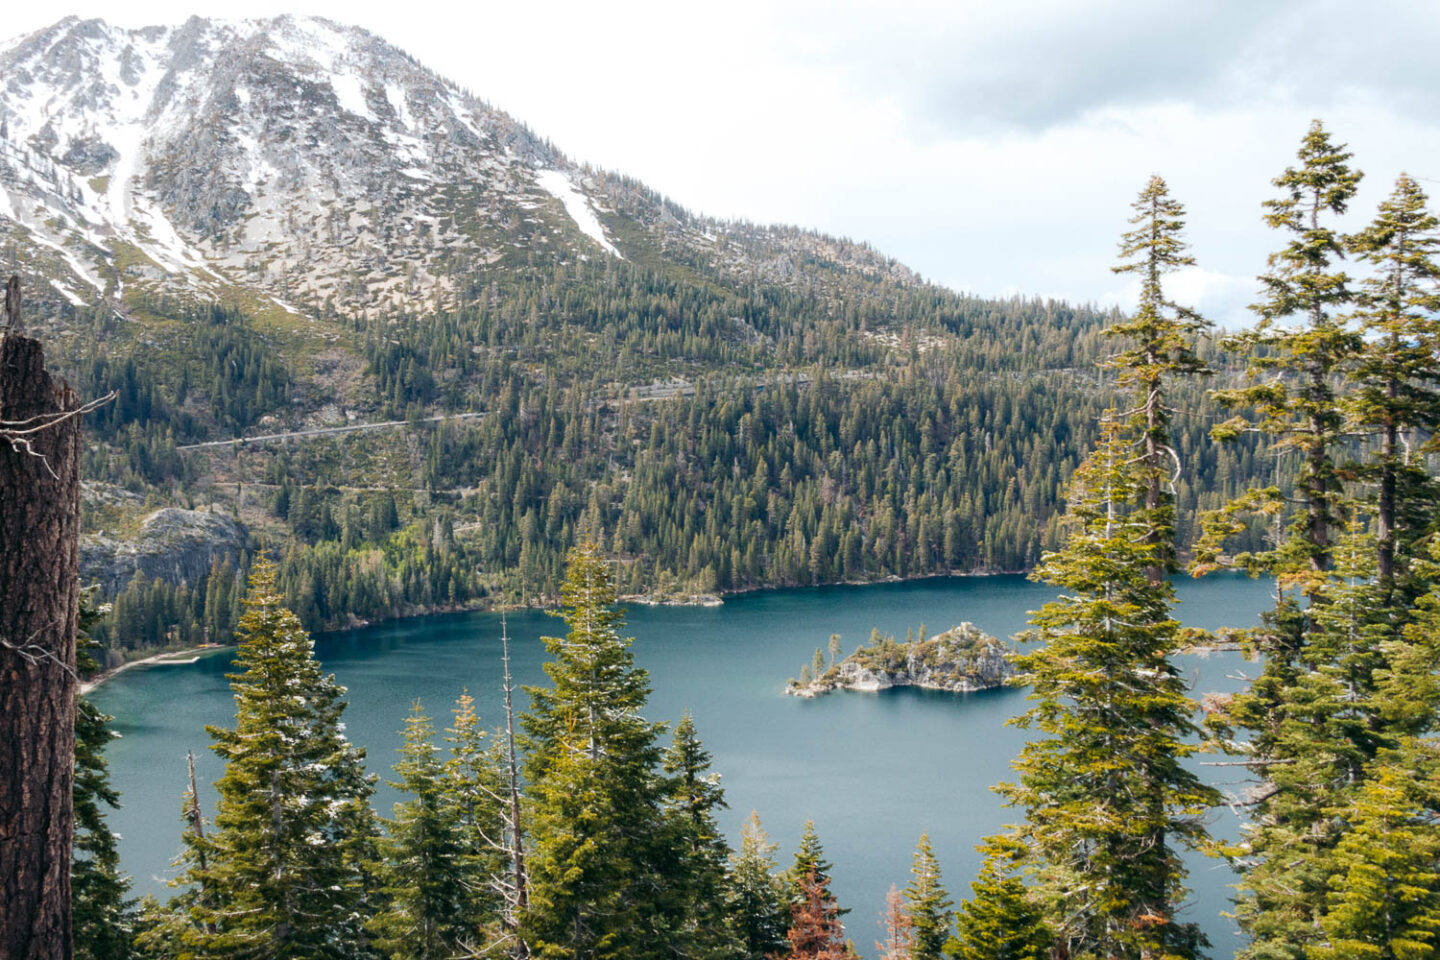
[0,15,1264,652]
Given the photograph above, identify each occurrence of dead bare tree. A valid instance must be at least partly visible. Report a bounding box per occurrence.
[497,613,529,958]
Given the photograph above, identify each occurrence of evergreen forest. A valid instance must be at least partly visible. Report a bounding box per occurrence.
[62,204,1272,659]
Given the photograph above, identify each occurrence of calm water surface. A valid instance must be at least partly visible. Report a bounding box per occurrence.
[93,573,1273,957]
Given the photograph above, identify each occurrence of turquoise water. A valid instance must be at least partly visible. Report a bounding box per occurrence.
[92,572,1273,956]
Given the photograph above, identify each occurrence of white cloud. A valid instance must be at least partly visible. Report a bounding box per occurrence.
[1101,268,1259,329]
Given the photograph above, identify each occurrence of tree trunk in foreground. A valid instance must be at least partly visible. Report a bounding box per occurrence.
[1,278,82,960]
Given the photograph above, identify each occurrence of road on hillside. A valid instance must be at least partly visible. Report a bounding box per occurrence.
[177,371,833,452]
[175,412,489,451]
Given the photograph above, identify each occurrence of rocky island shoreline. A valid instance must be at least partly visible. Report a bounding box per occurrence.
[786,622,1016,698]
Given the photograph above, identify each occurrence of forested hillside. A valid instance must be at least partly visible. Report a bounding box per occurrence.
[69,261,1267,656]
[0,16,1273,659]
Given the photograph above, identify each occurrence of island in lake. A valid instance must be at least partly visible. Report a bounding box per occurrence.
[786,622,1016,698]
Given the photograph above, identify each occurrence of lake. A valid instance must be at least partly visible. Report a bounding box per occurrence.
[92,572,1274,957]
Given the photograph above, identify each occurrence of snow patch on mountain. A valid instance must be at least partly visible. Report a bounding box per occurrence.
[330,74,375,122]
[384,83,413,130]
[535,170,621,259]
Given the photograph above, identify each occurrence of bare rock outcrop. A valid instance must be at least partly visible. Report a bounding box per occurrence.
[787,622,1014,698]
[80,507,248,594]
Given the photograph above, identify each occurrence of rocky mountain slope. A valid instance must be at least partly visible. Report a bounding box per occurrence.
[0,15,917,328]
[80,503,248,594]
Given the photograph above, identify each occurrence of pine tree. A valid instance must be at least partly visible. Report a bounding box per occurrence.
[73,591,134,960]
[1313,748,1440,960]
[1198,122,1374,960]
[1289,176,1440,960]
[1216,119,1362,586]
[442,691,509,946]
[900,835,950,960]
[1344,172,1440,601]
[657,712,738,959]
[1108,174,1211,579]
[949,837,1051,960]
[786,821,842,915]
[725,812,789,960]
[1001,419,1217,959]
[488,616,531,957]
[520,543,669,960]
[368,702,473,960]
[169,558,379,958]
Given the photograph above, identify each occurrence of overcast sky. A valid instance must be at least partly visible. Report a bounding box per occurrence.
[7,0,1440,322]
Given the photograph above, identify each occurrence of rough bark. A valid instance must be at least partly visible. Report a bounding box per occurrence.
[1,310,82,960]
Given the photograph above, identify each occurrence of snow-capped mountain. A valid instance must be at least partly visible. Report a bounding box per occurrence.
[0,15,915,323]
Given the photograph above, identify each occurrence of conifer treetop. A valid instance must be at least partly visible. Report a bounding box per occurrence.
[1253,119,1363,329]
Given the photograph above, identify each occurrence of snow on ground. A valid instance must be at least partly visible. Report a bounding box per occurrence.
[264,16,353,72]
[233,130,268,193]
[330,72,374,122]
[270,295,302,315]
[385,83,414,130]
[0,24,230,288]
[132,195,225,281]
[535,170,622,259]
[23,231,105,294]
[102,123,146,231]
[443,91,485,142]
[48,278,85,306]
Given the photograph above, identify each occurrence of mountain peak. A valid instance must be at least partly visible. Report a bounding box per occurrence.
[0,15,916,323]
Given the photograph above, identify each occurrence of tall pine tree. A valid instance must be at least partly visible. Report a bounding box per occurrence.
[994,174,1217,959]
[368,702,473,960]
[1214,119,1362,588]
[900,834,951,960]
[520,543,670,960]
[1345,172,1440,603]
[725,812,789,960]
[1108,174,1211,579]
[1002,420,1217,958]
[165,558,379,958]
[1198,121,1373,960]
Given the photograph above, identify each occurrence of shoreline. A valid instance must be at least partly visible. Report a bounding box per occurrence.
[84,570,1042,680]
[81,572,1255,694]
[79,644,232,696]
[331,569,1035,633]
